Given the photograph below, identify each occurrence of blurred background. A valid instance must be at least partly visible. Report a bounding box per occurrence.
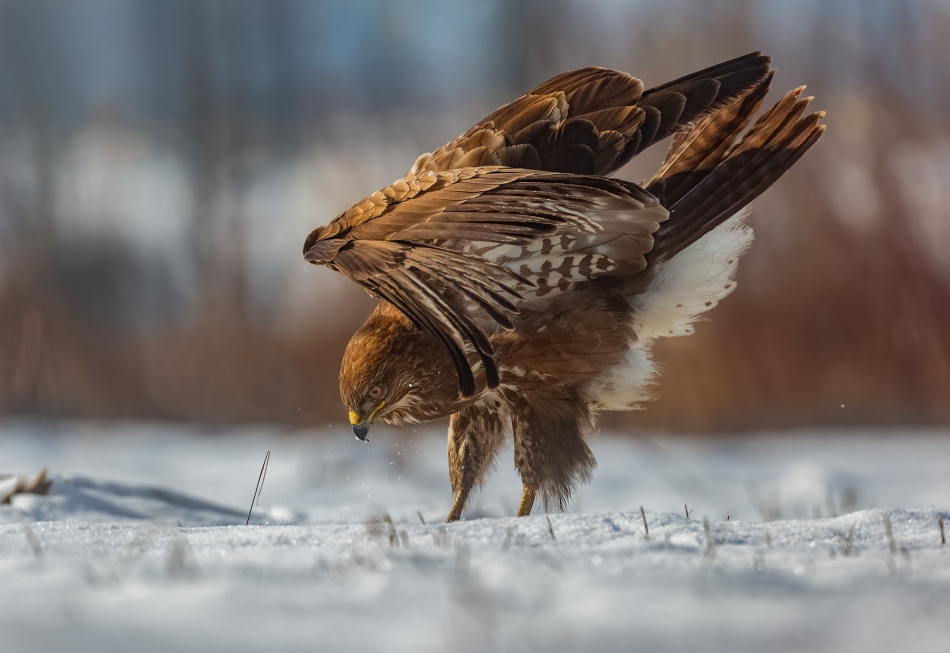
[0,0,947,433]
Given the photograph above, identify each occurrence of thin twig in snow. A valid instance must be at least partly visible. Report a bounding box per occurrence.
[702,516,716,561]
[246,450,271,525]
[433,525,450,548]
[883,513,898,574]
[900,545,911,564]
[939,515,945,545]
[843,525,855,556]
[640,506,650,540]
[546,516,556,540]
[258,454,270,505]
[883,513,897,555]
[502,527,513,552]
[383,513,398,547]
[417,511,426,525]
[22,523,42,560]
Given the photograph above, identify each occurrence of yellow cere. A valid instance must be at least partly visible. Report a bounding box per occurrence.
[350,401,385,425]
[368,401,386,422]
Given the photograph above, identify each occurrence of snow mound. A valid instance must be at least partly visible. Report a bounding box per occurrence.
[2,475,246,526]
[1,420,949,652]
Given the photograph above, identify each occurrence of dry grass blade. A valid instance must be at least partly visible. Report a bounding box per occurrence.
[939,515,945,546]
[843,525,856,556]
[364,512,402,547]
[246,450,271,526]
[883,513,897,555]
[640,506,650,540]
[702,516,717,561]
[384,513,398,547]
[433,525,450,548]
[545,516,556,541]
[22,523,43,560]
[502,527,513,552]
[883,513,897,574]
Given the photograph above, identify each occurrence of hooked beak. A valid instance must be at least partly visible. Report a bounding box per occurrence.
[348,401,385,442]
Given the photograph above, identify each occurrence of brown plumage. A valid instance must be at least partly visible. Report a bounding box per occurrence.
[304,52,825,521]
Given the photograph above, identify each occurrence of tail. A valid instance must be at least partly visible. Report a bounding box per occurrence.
[647,74,826,261]
[625,78,824,346]
[591,77,825,410]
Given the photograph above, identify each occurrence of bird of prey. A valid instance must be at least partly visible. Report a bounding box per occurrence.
[303,52,824,522]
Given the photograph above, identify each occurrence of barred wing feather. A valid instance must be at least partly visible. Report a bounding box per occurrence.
[303,167,666,396]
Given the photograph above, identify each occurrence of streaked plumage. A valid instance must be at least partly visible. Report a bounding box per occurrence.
[304,52,825,521]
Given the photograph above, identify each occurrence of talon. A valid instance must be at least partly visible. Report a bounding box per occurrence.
[446,489,467,522]
[517,486,537,517]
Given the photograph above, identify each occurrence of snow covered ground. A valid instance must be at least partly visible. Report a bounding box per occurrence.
[1,419,949,652]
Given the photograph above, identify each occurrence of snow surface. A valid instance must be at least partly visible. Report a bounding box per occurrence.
[1,420,950,652]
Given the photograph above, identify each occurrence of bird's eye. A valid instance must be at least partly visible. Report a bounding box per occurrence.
[369,386,382,399]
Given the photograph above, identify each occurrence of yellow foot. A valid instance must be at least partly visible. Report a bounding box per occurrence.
[446,489,467,522]
[517,486,537,517]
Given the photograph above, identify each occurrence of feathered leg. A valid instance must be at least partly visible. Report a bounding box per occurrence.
[445,399,506,522]
[505,387,597,516]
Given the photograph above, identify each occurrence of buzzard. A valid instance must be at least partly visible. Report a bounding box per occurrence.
[303,52,824,522]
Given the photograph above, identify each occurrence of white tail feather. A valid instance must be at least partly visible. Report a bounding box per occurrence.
[589,208,753,410]
[631,206,753,344]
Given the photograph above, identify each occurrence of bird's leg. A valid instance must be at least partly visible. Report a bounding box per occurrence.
[446,439,480,522]
[445,402,506,522]
[508,389,596,517]
[446,487,471,523]
[517,485,537,517]
[446,435,480,523]
[512,414,542,518]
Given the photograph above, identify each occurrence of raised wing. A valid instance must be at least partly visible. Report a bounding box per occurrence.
[408,52,771,178]
[303,167,666,397]
[649,82,826,260]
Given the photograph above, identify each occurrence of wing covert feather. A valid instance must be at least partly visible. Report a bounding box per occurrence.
[303,167,666,396]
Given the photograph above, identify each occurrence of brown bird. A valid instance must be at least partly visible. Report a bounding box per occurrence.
[303,52,824,522]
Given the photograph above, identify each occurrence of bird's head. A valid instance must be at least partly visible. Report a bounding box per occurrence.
[340,302,472,441]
